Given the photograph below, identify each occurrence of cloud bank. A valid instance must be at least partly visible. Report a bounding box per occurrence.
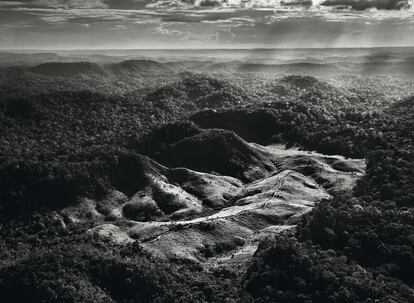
[0,0,413,48]
[0,0,411,9]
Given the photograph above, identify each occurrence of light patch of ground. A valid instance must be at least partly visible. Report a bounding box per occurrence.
[60,198,104,224]
[259,143,366,194]
[211,225,296,268]
[86,169,331,262]
[167,167,242,209]
[87,224,134,245]
[149,176,204,218]
[237,170,329,208]
[70,143,365,264]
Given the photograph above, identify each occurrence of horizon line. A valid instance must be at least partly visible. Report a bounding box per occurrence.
[1,45,414,52]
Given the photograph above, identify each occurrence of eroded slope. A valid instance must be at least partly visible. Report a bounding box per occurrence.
[58,136,364,264]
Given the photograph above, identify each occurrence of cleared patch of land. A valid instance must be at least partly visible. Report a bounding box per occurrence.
[58,143,365,264]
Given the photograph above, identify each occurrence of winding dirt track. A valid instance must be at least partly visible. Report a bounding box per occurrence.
[139,170,295,243]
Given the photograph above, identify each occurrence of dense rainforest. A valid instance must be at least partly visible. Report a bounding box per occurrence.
[0,62,413,302]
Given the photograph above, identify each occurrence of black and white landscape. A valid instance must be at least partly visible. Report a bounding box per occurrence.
[0,1,414,302]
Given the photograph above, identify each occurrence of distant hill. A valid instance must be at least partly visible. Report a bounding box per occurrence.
[281,62,341,74]
[0,52,62,66]
[278,74,324,89]
[191,108,283,144]
[109,59,170,74]
[264,75,352,109]
[358,60,414,76]
[144,74,249,109]
[29,62,106,77]
[205,61,340,74]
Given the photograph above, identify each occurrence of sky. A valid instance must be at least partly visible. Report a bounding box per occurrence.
[0,0,413,49]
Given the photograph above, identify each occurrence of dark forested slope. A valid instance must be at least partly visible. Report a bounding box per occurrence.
[0,69,413,302]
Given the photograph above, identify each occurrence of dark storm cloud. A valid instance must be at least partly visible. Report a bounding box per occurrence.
[321,0,411,10]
